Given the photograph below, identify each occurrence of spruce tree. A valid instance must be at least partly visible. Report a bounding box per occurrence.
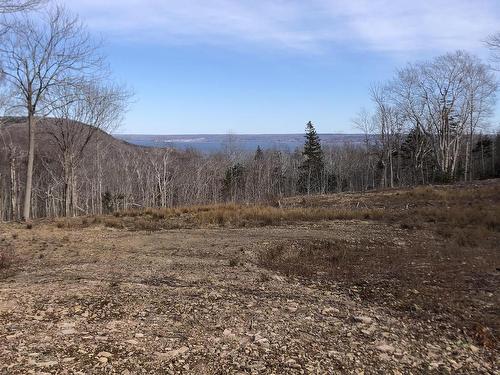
[298,121,324,194]
[254,145,264,161]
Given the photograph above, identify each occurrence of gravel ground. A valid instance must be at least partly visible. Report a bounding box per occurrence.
[0,222,498,374]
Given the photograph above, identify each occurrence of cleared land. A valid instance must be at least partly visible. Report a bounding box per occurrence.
[0,181,499,374]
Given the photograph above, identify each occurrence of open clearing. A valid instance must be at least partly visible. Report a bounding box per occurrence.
[0,182,499,374]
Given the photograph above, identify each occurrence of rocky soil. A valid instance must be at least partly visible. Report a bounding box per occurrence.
[0,220,498,374]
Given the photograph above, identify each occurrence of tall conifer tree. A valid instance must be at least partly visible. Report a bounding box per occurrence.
[299,121,324,194]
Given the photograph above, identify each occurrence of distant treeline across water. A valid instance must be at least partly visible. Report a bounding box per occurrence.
[116,133,371,153]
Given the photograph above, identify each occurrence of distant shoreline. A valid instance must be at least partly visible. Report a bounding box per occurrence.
[115,133,374,153]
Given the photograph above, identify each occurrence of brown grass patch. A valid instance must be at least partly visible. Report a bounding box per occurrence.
[258,236,499,348]
[52,181,500,240]
[123,204,383,229]
[258,239,348,278]
[55,204,385,231]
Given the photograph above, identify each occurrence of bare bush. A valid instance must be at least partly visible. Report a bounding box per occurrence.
[0,244,15,274]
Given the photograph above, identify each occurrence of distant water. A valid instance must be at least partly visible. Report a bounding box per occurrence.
[116,134,370,153]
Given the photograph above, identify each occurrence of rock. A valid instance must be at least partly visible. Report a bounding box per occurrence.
[223,328,237,340]
[98,357,108,364]
[176,346,189,355]
[61,328,76,335]
[353,316,373,324]
[36,361,58,368]
[256,339,270,348]
[253,334,270,349]
[271,275,285,282]
[449,359,463,370]
[469,345,479,353]
[125,339,139,345]
[376,344,395,353]
[429,361,443,369]
[285,358,301,369]
[379,353,391,361]
[97,351,113,358]
[135,333,144,338]
[156,346,189,360]
[322,307,339,314]
[249,361,266,370]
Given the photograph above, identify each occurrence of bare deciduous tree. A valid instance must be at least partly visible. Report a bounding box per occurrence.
[390,51,497,179]
[352,108,378,190]
[47,82,131,216]
[371,84,404,188]
[0,6,104,220]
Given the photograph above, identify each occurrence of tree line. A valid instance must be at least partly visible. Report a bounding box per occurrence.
[0,1,498,220]
[1,116,498,220]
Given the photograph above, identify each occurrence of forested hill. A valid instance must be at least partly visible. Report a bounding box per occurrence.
[0,117,139,152]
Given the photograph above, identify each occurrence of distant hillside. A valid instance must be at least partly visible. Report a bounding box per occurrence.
[0,117,139,153]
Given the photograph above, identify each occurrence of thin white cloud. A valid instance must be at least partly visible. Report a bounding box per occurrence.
[64,0,500,54]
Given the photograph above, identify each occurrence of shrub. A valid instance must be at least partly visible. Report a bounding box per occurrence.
[258,239,346,278]
[104,218,124,229]
[0,246,15,271]
[56,220,67,228]
[228,258,239,267]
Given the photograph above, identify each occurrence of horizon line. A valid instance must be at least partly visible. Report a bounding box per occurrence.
[115,132,368,136]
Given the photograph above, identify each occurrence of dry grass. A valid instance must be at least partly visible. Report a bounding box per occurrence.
[251,182,500,348]
[53,204,386,231]
[50,181,500,242]
[258,239,348,278]
[258,237,499,348]
[111,204,384,229]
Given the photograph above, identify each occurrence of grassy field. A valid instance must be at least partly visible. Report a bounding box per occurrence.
[0,180,498,373]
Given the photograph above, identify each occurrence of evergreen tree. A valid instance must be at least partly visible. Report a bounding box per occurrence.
[298,121,324,194]
[254,145,264,161]
[399,127,433,184]
[102,191,113,214]
[222,163,245,201]
[473,135,494,178]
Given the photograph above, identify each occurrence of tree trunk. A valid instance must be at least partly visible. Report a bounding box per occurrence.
[23,111,35,221]
[71,164,77,216]
[464,139,469,181]
[9,154,18,221]
[388,148,394,188]
[64,153,71,217]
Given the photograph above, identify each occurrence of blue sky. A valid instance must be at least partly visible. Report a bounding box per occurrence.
[64,0,500,134]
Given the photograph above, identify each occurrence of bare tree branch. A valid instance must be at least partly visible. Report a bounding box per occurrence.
[486,32,500,70]
[0,0,45,13]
